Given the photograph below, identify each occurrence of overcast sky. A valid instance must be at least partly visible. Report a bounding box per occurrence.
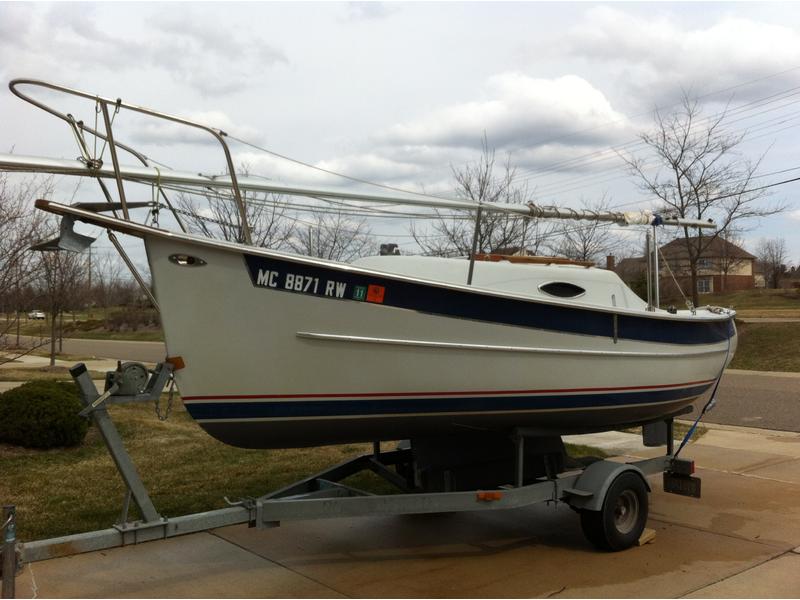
[1,1,799,264]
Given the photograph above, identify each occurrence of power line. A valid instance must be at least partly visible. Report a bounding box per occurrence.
[505,65,800,156]
[522,109,800,199]
[511,82,800,183]
[513,90,800,192]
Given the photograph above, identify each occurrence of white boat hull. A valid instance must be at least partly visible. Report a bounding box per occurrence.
[145,236,736,449]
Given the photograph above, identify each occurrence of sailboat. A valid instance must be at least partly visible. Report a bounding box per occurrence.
[1,78,736,450]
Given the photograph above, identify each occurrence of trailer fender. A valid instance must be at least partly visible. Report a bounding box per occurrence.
[563,461,650,512]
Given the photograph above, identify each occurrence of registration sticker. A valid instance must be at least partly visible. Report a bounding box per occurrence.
[353,285,367,301]
[367,285,386,303]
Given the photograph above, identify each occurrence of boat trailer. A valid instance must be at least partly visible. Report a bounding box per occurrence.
[11,360,701,570]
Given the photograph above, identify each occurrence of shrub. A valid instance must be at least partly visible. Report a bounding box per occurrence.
[0,380,88,449]
[106,308,160,332]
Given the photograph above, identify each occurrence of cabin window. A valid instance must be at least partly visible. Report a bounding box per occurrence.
[539,281,586,298]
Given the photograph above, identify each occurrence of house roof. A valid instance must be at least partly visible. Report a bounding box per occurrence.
[615,256,646,279]
[658,236,756,260]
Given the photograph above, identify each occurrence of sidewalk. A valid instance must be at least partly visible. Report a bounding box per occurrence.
[0,353,134,372]
[7,422,800,598]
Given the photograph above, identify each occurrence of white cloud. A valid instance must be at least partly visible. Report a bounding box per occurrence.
[145,17,288,96]
[232,150,428,190]
[378,73,631,151]
[788,209,800,222]
[130,111,262,146]
[345,2,398,21]
[223,72,635,192]
[561,8,800,103]
[0,5,287,96]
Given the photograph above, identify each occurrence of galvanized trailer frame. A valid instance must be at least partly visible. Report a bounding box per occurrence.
[16,362,691,564]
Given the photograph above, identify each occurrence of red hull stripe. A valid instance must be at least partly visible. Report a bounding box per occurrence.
[182,379,717,403]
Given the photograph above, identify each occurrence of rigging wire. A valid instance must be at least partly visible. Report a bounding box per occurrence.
[227,133,459,203]
[503,64,800,160]
[150,155,800,252]
[510,83,800,183]
[82,65,800,257]
[520,113,800,199]
[218,73,800,204]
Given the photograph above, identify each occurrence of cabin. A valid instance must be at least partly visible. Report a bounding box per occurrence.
[613,236,757,297]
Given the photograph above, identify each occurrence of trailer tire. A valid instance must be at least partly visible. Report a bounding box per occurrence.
[580,471,648,551]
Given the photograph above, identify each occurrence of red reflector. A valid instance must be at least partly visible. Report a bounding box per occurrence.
[166,356,185,370]
[366,284,385,303]
[477,491,503,502]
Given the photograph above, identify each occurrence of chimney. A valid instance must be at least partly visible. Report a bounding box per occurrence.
[606,255,616,271]
[380,243,400,256]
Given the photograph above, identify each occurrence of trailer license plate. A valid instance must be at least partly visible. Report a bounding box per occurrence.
[664,472,702,498]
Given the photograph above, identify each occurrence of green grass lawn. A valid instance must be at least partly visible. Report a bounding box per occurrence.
[0,399,380,542]
[729,321,800,372]
[702,288,800,317]
[0,366,106,381]
[4,308,165,342]
[0,396,613,543]
[11,322,164,342]
[54,328,164,342]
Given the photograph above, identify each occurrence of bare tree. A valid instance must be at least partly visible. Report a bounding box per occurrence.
[176,166,295,248]
[90,251,125,325]
[411,137,554,257]
[549,197,628,264]
[621,92,783,305]
[36,219,87,366]
[0,173,52,361]
[756,237,788,289]
[290,210,376,262]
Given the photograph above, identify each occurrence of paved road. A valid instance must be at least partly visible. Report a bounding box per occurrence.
[686,369,800,432]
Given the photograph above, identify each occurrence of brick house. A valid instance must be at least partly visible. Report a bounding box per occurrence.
[778,265,800,289]
[614,236,756,297]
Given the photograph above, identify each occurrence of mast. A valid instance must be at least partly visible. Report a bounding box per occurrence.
[0,154,717,230]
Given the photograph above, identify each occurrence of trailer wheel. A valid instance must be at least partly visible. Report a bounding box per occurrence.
[580,471,648,551]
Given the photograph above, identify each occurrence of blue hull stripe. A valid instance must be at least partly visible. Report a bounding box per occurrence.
[243,254,735,345]
[186,383,712,420]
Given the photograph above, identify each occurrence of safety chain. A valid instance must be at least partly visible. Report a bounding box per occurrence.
[155,374,175,421]
[151,167,162,227]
